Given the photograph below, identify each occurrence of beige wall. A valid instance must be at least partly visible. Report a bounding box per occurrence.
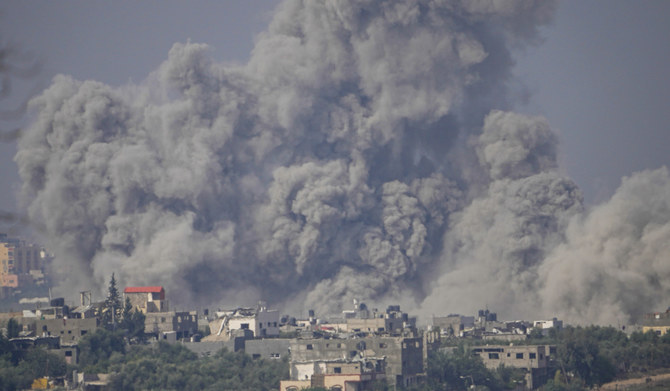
[280,380,310,391]
[473,345,548,370]
[35,317,98,343]
[643,326,670,336]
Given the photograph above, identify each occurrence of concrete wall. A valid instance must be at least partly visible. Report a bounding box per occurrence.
[145,311,197,339]
[289,336,424,388]
[245,338,291,360]
[35,317,98,343]
[226,309,280,338]
[472,345,548,370]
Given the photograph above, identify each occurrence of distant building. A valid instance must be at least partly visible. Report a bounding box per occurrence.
[206,303,280,340]
[344,304,416,334]
[123,286,167,313]
[533,318,563,331]
[432,314,475,336]
[124,286,197,341]
[642,308,670,336]
[145,311,198,340]
[471,344,552,389]
[0,238,44,290]
[34,317,98,343]
[289,335,424,389]
[281,358,385,391]
[245,338,292,360]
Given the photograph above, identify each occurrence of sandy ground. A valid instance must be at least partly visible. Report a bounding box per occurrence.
[600,372,670,390]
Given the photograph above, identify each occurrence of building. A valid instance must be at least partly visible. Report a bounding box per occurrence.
[1,239,43,277]
[123,286,167,313]
[289,336,424,389]
[471,344,551,389]
[34,317,98,343]
[344,305,416,334]
[206,303,280,340]
[145,310,198,340]
[246,338,292,360]
[124,286,198,340]
[642,309,670,336]
[281,358,386,391]
[533,318,563,332]
[432,314,475,336]
[0,236,47,296]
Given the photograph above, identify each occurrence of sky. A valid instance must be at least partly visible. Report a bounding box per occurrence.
[1,1,669,323]
[2,1,668,223]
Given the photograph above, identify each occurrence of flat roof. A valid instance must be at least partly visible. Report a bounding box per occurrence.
[124,286,164,293]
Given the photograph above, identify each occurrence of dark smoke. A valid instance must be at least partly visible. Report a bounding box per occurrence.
[14,0,670,324]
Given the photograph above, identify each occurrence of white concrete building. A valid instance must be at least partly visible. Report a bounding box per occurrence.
[208,303,280,340]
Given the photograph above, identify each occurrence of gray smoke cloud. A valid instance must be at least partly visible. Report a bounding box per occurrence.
[13,0,670,324]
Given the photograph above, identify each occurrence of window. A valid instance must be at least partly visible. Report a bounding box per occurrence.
[529,353,537,359]
[516,353,524,359]
[81,330,87,336]
[334,367,341,374]
[489,353,499,359]
[331,386,342,391]
[161,317,166,323]
[252,354,261,359]
[379,343,387,349]
[241,323,249,329]
[68,330,72,334]
[65,351,72,357]
[306,344,313,350]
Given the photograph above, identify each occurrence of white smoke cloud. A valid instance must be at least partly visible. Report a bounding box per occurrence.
[13,0,670,324]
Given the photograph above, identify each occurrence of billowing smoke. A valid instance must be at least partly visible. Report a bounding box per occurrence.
[13,0,670,324]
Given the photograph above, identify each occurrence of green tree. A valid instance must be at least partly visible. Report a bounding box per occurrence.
[553,326,617,387]
[77,328,125,373]
[103,273,122,329]
[5,318,20,339]
[108,344,288,391]
[426,345,503,390]
[119,297,145,341]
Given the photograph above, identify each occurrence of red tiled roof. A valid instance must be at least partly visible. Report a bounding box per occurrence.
[124,286,164,293]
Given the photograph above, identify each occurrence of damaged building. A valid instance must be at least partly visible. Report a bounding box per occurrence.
[123,286,197,340]
[205,302,279,341]
[287,335,424,390]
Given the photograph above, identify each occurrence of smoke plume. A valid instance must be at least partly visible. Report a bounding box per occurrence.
[14,0,670,324]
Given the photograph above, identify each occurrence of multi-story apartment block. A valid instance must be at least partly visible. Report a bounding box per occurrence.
[289,335,424,389]
[207,304,280,340]
[471,344,552,389]
[123,286,198,340]
[642,309,670,336]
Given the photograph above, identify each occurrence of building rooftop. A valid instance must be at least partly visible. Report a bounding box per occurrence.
[124,286,165,294]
